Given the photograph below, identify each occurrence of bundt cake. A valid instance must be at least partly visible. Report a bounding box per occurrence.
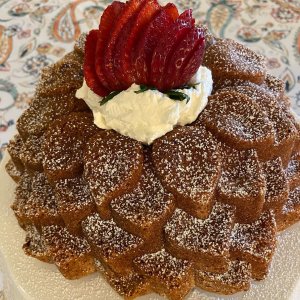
[5,0,300,299]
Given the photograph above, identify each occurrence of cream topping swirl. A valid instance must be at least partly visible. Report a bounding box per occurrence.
[76,66,213,144]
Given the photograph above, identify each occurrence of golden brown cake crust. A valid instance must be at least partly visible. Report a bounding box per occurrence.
[203,38,266,84]
[6,31,300,300]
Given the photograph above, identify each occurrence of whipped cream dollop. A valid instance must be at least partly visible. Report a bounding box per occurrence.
[76,66,213,144]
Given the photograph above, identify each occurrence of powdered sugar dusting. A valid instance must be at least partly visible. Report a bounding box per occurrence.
[134,249,192,288]
[195,260,251,287]
[55,176,94,213]
[23,225,51,262]
[43,113,97,179]
[43,225,91,260]
[111,149,174,226]
[84,131,143,208]
[231,211,277,260]
[219,84,296,146]
[152,126,220,207]
[74,33,87,55]
[282,187,300,215]
[35,51,83,97]
[218,148,265,199]
[201,90,275,145]
[204,38,266,83]
[263,158,288,205]
[82,213,143,259]
[164,203,235,255]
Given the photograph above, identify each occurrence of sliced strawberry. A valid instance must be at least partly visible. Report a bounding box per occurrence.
[117,0,160,85]
[113,12,140,88]
[95,1,125,91]
[176,36,206,89]
[133,3,179,84]
[104,0,145,91]
[164,2,179,21]
[163,27,205,90]
[150,10,195,90]
[98,1,124,31]
[84,30,108,97]
[177,9,195,26]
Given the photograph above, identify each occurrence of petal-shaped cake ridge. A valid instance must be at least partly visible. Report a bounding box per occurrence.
[133,249,194,300]
[262,73,285,99]
[199,90,276,157]
[54,176,96,235]
[286,153,300,190]
[35,51,84,97]
[277,187,300,231]
[12,172,63,228]
[230,210,277,280]
[74,32,86,56]
[212,73,286,108]
[20,134,44,173]
[17,88,88,141]
[262,157,289,214]
[217,147,266,223]
[23,225,52,263]
[216,84,297,166]
[82,213,145,274]
[152,126,221,219]
[195,260,251,295]
[95,259,150,299]
[43,112,98,183]
[42,225,96,279]
[7,134,24,171]
[84,130,143,219]
[164,202,235,273]
[12,172,32,228]
[5,159,23,183]
[111,148,175,248]
[203,38,266,84]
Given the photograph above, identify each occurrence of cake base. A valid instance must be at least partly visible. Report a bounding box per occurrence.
[0,152,300,300]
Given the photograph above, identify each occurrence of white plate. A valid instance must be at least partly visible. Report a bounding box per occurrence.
[1,152,300,300]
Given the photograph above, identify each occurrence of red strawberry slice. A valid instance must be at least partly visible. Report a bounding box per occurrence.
[104,0,145,91]
[95,1,125,91]
[98,1,124,31]
[133,3,179,84]
[150,10,195,91]
[84,30,109,97]
[177,9,195,26]
[164,2,179,21]
[113,13,139,88]
[163,27,205,90]
[117,0,161,85]
[176,36,206,89]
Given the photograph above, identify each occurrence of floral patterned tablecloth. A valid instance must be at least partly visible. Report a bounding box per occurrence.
[0,0,299,298]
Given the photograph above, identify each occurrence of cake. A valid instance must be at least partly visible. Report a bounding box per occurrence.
[5,0,300,299]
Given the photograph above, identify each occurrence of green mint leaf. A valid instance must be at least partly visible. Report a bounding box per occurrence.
[180,82,201,90]
[165,91,190,103]
[100,90,122,106]
[135,85,156,94]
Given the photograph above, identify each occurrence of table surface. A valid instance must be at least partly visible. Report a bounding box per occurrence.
[0,0,299,298]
